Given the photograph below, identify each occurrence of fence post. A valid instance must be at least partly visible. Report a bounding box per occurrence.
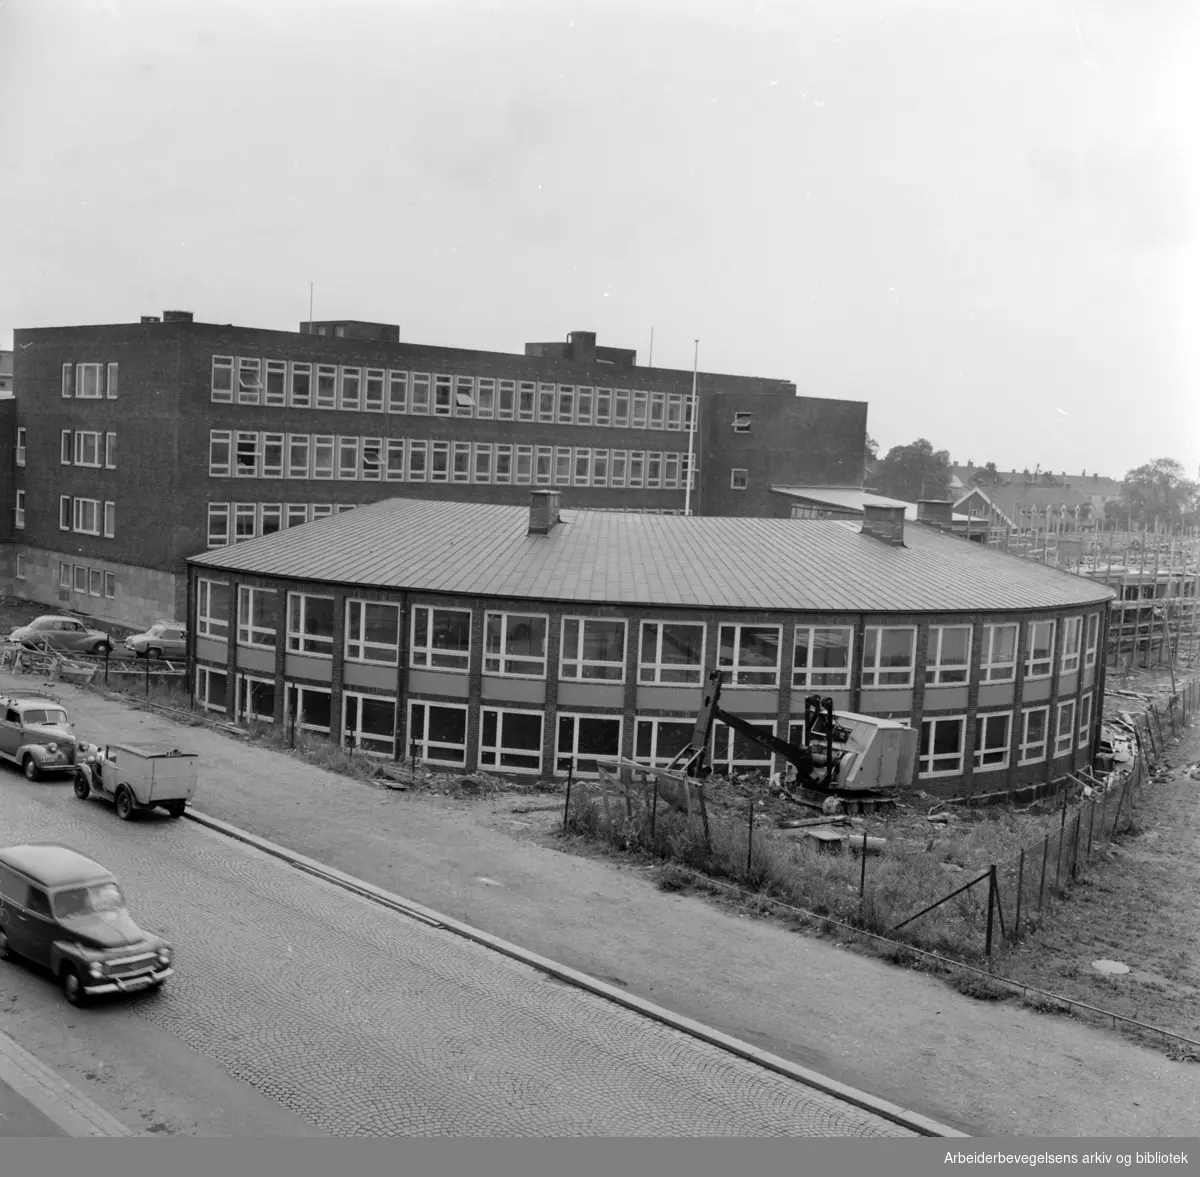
[1013,849,1025,942]
[1055,794,1068,888]
[104,646,110,686]
[746,797,755,875]
[1151,703,1166,750]
[985,867,996,958]
[145,653,150,700]
[859,831,868,901]
[562,758,574,832]
[1110,769,1128,836]
[1071,810,1081,881]
[991,864,1007,941]
[697,781,712,854]
[1087,799,1096,860]
[1038,834,1049,912]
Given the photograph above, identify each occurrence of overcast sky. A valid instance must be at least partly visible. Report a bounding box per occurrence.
[2,0,1196,480]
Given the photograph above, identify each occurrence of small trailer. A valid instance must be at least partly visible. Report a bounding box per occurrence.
[74,742,199,821]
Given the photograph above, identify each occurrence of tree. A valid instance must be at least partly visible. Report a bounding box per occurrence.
[1106,458,1200,529]
[873,438,952,503]
[863,433,879,481]
[970,461,1003,488]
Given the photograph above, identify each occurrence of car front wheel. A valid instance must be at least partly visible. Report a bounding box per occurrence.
[62,966,88,1007]
[22,756,41,782]
[0,929,12,961]
[148,647,163,660]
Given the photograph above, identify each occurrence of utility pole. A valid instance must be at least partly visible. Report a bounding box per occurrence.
[684,340,699,516]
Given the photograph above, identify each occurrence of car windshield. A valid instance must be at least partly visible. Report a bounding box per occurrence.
[148,625,166,637]
[23,708,68,726]
[52,882,126,920]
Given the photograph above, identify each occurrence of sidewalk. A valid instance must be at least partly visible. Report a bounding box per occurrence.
[11,672,1200,1138]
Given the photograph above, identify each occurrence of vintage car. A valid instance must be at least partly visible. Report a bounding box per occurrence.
[7,616,113,656]
[0,692,79,780]
[122,622,187,661]
[0,843,173,1006]
[75,742,198,821]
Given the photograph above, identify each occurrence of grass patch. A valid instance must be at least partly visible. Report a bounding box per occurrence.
[950,972,1013,1002]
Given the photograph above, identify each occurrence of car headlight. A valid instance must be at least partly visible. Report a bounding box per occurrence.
[47,743,57,753]
[157,947,172,965]
[88,961,103,977]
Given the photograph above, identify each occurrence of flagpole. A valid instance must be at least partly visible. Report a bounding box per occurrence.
[685,340,699,516]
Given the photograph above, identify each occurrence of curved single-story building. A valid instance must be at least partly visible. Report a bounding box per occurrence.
[185,492,1114,798]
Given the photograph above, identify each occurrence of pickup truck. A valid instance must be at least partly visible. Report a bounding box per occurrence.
[0,692,79,781]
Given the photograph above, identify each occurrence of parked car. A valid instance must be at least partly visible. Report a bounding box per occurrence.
[0,691,79,780]
[75,742,198,821]
[7,616,112,656]
[123,622,187,661]
[0,843,173,1006]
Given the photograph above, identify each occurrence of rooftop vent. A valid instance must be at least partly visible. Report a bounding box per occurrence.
[162,310,193,323]
[917,499,953,525]
[861,503,905,547]
[528,490,561,536]
[141,315,161,324]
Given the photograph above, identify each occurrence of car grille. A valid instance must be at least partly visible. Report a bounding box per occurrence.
[105,951,158,977]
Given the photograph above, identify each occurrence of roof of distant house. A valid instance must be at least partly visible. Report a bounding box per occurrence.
[951,466,1124,496]
[189,497,1113,614]
[954,485,1093,521]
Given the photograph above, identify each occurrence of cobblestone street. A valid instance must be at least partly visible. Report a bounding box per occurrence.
[0,777,911,1137]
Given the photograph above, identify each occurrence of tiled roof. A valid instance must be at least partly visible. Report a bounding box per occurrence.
[955,485,1093,518]
[189,498,1113,614]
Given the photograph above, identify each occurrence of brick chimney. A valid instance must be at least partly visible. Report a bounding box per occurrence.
[917,499,954,525]
[528,490,562,535]
[861,503,905,546]
[162,310,193,322]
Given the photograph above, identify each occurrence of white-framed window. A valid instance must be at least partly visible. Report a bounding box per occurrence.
[59,495,71,531]
[312,435,335,479]
[663,453,680,489]
[407,700,467,765]
[196,666,228,713]
[555,713,622,776]
[410,373,431,414]
[260,433,284,479]
[649,391,665,430]
[15,552,26,580]
[628,451,645,487]
[666,394,683,431]
[1054,700,1076,757]
[285,503,309,528]
[631,390,648,429]
[285,684,332,734]
[610,451,627,487]
[1079,692,1093,744]
[260,503,282,535]
[452,441,472,482]
[359,437,383,481]
[14,490,26,529]
[287,434,311,479]
[595,388,613,426]
[473,442,493,483]
[1025,620,1056,679]
[718,623,780,687]
[1060,615,1082,674]
[480,708,543,774]
[264,359,287,406]
[73,497,100,535]
[286,592,336,656]
[234,502,256,541]
[591,449,609,486]
[410,605,471,671]
[58,561,72,588]
[1084,612,1100,669]
[497,379,515,420]
[484,612,548,677]
[105,362,118,399]
[337,436,360,479]
[387,371,408,414]
[237,357,262,405]
[338,367,362,412]
[634,716,695,767]
[732,411,751,433]
[103,501,115,538]
[104,571,115,599]
[537,383,555,423]
[73,565,87,593]
[517,381,535,422]
[74,431,101,467]
[433,374,453,416]
[207,503,230,547]
[15,426,26,466]
[430,440,450,482]
[289,361,312,408]
[454,375,475,416]
[973,711,1011,772]
[343,692,396,755]
[646,452,662,488]
[237,586,277,648]
[105,431,116,469]
[862,626,916,688]
[515,445,533,484]
[90,568,103,595]
[639,620,705,685]
[311,503,333,520]
[926,625,972,686]
[980,623,1017,682]
[556,385,575,424]
[316,364,337,409]
[364,369,385,413]
[1019,706,1049,764]
[574,386,593,425]
[234,431,259,477]
[560,617,626,682]
[385,439,405,481]
[75,362,102,399]
[573,448,591,487]
[62,362,74,399]
[196,578,231,640]
[345,599,401,664]
[237,675,276,724]
[919,716,966,777]
[730,468,748,491]
[534,446,553,486]
[792,626,853,689]
[554,446,571,486]
[711,719,775,774]
[408,440,427,481]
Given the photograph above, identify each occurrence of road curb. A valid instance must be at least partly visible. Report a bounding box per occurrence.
[183,807,968,1138]
[0,1028,133,1137]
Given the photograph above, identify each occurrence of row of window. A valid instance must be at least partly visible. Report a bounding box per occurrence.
[58,496,116,538]
[208,430,695,490]
[207,502,355,546]
[58,562,117,599]
[60,431,117,468]
[195,583,1102,687]
[212,356,697,432]
[61,362,118,400]
[192,665,1094,779]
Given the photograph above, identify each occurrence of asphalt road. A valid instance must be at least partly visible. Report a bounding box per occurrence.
[0,771,913,1137]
